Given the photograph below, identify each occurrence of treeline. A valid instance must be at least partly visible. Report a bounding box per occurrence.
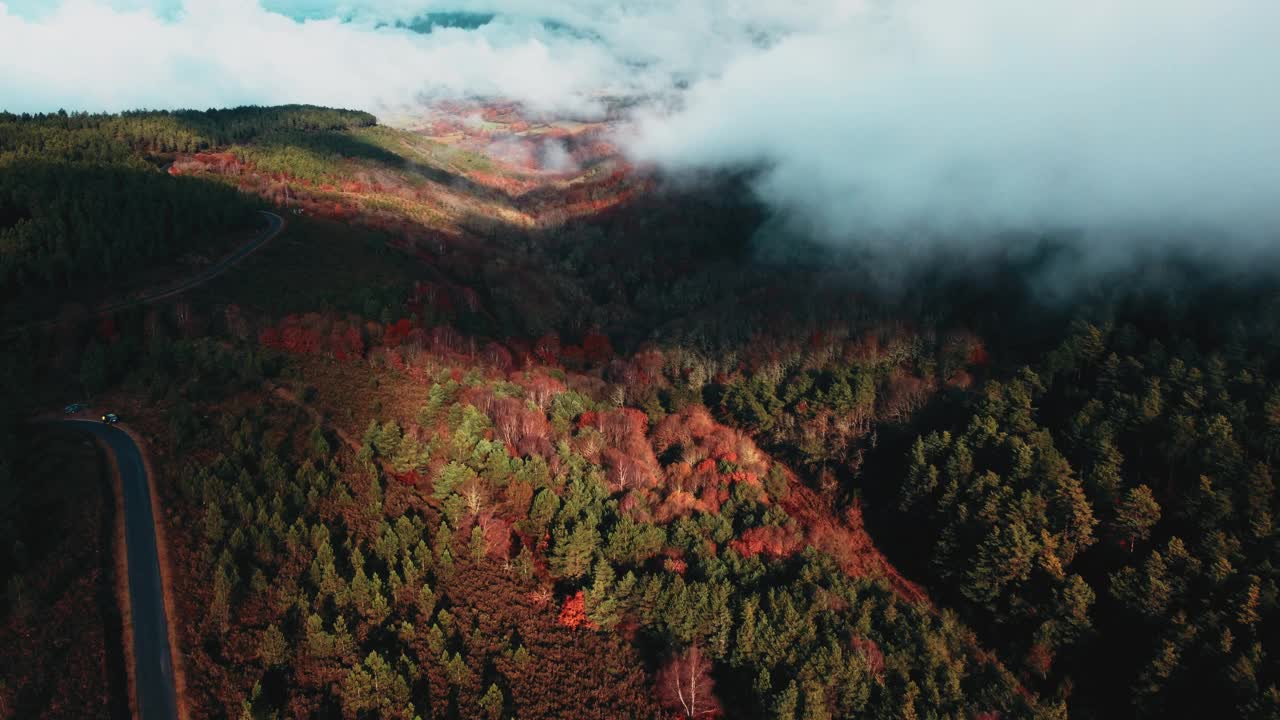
[0,105,377,159]
[710,330,980,472]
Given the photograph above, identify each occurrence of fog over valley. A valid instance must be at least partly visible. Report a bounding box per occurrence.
[2,0,1276,262]
[8,5,1280,720]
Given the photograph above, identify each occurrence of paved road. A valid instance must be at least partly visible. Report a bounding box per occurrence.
[99,209,285,311]
[63,420,177,720]
[4,210,284,337]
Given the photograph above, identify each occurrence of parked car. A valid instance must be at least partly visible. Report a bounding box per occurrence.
[101,413,120,424]
[63,402,87,414]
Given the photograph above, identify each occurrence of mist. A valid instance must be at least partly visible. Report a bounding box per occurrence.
[2,0,1277,261]
[0,0,814,115]
[630,0,1280,260]
[0,0,635,116]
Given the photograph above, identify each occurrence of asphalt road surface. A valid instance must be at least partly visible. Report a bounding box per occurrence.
[66,419,177,720]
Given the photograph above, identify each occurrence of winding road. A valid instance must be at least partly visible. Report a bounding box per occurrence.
[27,208,287,718]
[64,420,177,720]
[4,210,285,337]
[98,209,284,313]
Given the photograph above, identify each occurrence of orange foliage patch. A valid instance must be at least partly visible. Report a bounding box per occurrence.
[558,591,595,630]
[730,525,802,559]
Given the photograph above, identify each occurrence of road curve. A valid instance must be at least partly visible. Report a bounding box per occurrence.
[4,210,285,337]
[63,419,178,720]
[100,209,285,311]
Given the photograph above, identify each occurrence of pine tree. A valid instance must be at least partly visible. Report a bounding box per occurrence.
[549,520,600,580]
[1111,484,1162,547]
[258,623,289,667]
[479,683,505,720]
[585,561,621,630]
[210,567,232,635]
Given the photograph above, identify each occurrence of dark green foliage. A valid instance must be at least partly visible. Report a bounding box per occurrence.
[228,128,404,184]
[719,367,860,468]
[0,160,254,302]
[0,105,376,319]
[0,105,376,159]
[900,371,1097,664]
[896,315,1280,717]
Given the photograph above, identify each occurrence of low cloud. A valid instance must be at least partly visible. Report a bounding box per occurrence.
[0,0,632,116]
[0,0,809,115]
[629,0,1280,255]
[2,1,1277,261]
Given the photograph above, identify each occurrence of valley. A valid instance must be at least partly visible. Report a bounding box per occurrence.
[3,101,1279,719]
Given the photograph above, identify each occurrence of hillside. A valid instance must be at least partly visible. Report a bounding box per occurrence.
[4,103,1280,719]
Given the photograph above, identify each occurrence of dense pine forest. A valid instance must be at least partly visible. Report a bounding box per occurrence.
[3,104,1280,720]
[0,106,375,320]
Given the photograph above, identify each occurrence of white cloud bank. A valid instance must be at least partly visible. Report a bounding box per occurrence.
[2,0,1278,250]
[628,0,1280,251]
[0,0,812,115]
[0,0,631,116]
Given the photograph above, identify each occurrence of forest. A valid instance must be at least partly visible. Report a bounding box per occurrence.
[0,106,374,322]
[3,104,1279,720]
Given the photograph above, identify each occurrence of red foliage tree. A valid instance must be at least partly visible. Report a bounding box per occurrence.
[332,324,364,361]
[600,408,648,446]
[520,372,565,410]
[730,525,800,559]
[560,345,585,370]
[280,325,320,354]
[1026,643,1054,678]
[634,349,665,379]
[602,448,658,492]
[383,318,414,347]
[258,326,282,349]
[970,342,991,366]
[558,591,593,630]
[483,342,514,372]
[582,332,614,365]
[491,396,553,457]
[883,372,933,421]
[533,333,560,365]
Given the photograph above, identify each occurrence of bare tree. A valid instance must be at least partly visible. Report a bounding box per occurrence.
[656,644,721,718]
[463,483,485,517]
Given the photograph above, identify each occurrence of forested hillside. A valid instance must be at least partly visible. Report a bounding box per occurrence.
[0,106,373,321]
[895,304,1280,718]
[4,103,1280,719]
[139,342,1027,718]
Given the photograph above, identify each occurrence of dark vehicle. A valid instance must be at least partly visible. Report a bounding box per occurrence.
[101,413,120,424]
[63,402,87,414]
